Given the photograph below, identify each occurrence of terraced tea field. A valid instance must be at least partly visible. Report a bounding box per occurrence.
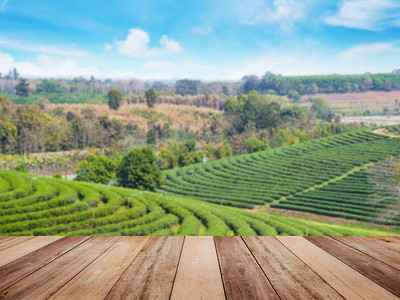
[0,170,395,236]
[160,131,400,204]
[272,161,400,225]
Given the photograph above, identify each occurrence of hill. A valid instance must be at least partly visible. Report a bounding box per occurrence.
[159,130,400,225]
[0,170,396,236]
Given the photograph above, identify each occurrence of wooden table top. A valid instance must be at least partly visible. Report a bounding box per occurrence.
[0,236,399,299]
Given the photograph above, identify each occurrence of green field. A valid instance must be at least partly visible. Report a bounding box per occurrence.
[271,161,400,225]
[0,170,397,236]
[1,129,399,236]
[159,130,400,214]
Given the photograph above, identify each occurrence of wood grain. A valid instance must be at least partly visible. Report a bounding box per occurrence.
[50,236,149,300]
[215,236,279,300]
[0,236,63,267]
[244,236,343,299]
[365,236,400,253]
[306,236,400,298]
[0,237,35,252]
[277,236,398,300]
[170,236,225,300]
[333,236,400,270]
[105,236,184,300]
[0,236,120,300]
[0,236,90,292]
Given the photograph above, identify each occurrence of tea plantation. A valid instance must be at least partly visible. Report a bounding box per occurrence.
[0,170,396,236]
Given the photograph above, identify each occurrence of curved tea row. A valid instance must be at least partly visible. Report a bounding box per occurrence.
[159,130,400,210]
[0,170,393,236]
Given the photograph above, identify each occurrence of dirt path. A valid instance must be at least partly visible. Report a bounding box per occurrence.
[374,128,400,138]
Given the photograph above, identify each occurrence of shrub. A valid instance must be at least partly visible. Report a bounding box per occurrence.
[75,155,116,184]
[116,148,163,190]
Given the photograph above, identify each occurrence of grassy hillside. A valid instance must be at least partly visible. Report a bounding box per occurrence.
[272,161,400,225]
[0,170,397,236]
[159,130,400,225]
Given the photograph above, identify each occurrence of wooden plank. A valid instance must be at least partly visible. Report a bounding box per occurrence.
[243,236,343,300]
[333,236,400,271]
[306,236,400,298]
[277,236,398,300]
[0,237,17,245]
[170,236,225,300]
[215,236,279,300]
[0,236,120,300]
[0,236,91,292]
[0,237,35,252]
[50,236,149,300]
[0,236,63,267]
[365,236,400,253]
[105,236,184,300]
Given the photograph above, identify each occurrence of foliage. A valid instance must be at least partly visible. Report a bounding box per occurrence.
[244,136,268,153]
[53,173,63,179]
[224,91,281,134]
[241,72,400,96]
[145,88,157,108]
[75,154,116,184]
[116,148,163,190]
[36,80,64,94]
[15,164,28,173]
[107,88,123,110]
[160,130,400,215]
[158,139,203,169]
[15,78,30,97]
[204,142,232,161]
[310,98,333,121]
[0,170,397,236]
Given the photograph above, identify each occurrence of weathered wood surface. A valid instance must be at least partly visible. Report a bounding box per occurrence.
[0,236,398,300]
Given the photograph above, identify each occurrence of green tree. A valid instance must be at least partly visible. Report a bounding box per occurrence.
[146,129,156,145]
[310,98,333,121]
[15,78,30,97]
[145,88,157,108]
[107,89,123,110]
[244,136,268,153]
[75,155,116,184]
[116,148,163,190]
[36,79,64,94]
[158,139,203,169]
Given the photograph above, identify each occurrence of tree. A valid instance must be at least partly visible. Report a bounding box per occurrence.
[12,68,19,80]
[146,129,156,145]
[15,78,30,97]
[116,148,163,190]
[145,88,157,108]
[158,139,203,169]
[75,155,116,184]
[310,98,333,121]
[244,136,267,153]
[36,79,64,93]
[107,88,123,110]
[175,79,202,95]
[242,75,260,94]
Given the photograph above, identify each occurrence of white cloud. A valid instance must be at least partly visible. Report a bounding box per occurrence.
[142,60,174,70]
[191,26,213,35]
[325,0,400,30]
[231,0,307,31]
[115,28,182,58]
[0,37,84,56]
[160,35,182,53]
[0,51,13,74]
[104,43,113,52]
[0,51,98,78]
[0,0,8,11]
[339,43,397,61]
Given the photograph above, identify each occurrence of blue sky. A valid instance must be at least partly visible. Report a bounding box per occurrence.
[0,0,400,80]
